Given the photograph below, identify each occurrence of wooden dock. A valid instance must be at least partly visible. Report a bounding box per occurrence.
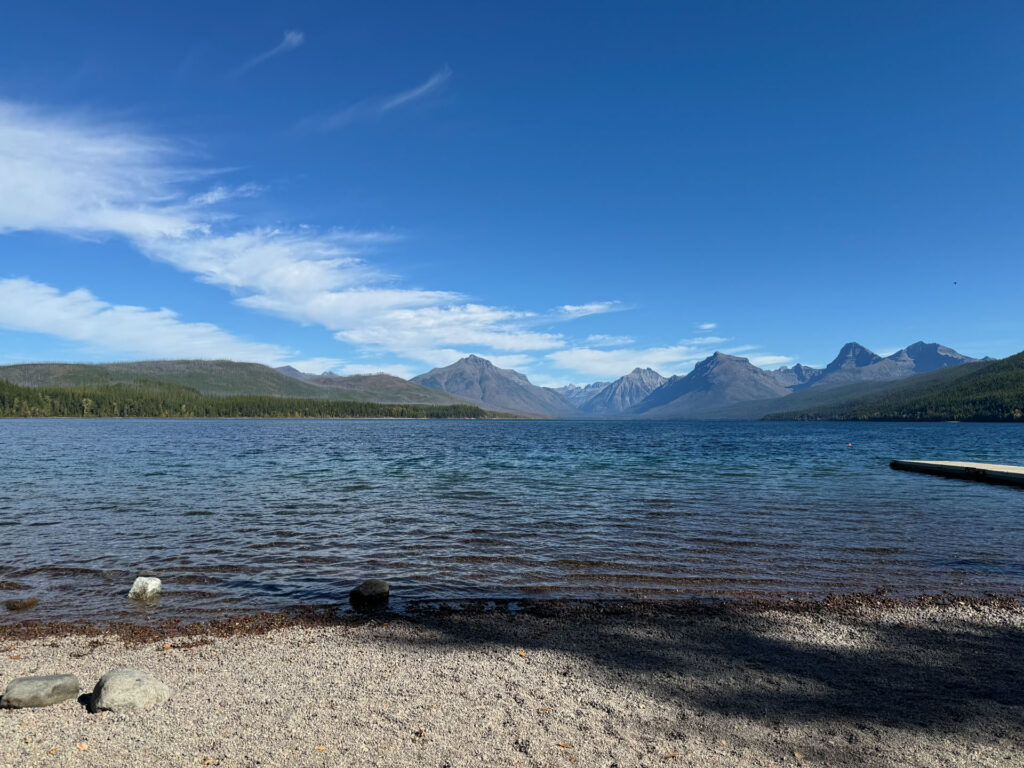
[890,460,1024,487]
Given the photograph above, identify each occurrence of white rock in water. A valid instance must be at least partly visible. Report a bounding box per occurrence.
[128,576,162,600]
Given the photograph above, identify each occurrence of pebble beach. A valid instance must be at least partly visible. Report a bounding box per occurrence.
[2,596,1021,767]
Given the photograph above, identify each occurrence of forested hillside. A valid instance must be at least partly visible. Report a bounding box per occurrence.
[0,379,499,419]
[0,360,471,405]
[766,351,1024,422]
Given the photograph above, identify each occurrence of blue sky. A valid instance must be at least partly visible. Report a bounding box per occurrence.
[1,2,1022,385]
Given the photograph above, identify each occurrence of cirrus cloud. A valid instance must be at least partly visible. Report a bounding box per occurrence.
[232,30,305,77]
[0,277,295,364]
[303,66,453,131]
[547,338,792,379]
[0,98,603,372]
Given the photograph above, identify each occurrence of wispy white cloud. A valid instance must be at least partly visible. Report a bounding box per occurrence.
[698,322,717,330]
[585,334,634,347]
[305,66,452,130]
[556,301,621,320]
[548,339,791,379]
[337,362,419,379]
[749,354,794,367]
[140,226,568,366]
[0,278,295,364]
[139,228,382,297]
[0,99,587,371]
[478,353,534,370]
[380,66,452,111]
[232,30,304,77]
[7,98,797,383]
[0,101,202,240]
[689,336,727,345]
[283,357,347,374]
[188,183,264,207]
[329,304,561,363]
[547,344,712,379]
[523,371,575,389]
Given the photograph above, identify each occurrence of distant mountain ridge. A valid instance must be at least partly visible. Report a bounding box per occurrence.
[771,363,822,389]
[554,381,610,407]
[885,341,977,373]
[581,368,666,414]
[0,340,983,421]
[768,341,977,391]
[412,355,578,417]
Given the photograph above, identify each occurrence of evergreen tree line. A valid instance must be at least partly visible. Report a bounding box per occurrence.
[0,379,497,419]
[767,351,1024,422]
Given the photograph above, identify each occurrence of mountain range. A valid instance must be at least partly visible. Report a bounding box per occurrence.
[554,380,610,407]
[0,340,1005,420]
[409,341,981,418]
[580,368,667,414]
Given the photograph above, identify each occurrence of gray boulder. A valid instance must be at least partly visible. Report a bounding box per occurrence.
[88,668,170,713]
[1,674,80,708]
[350,579,390,611]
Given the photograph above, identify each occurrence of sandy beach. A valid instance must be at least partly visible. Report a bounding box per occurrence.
[1,596,1021,767]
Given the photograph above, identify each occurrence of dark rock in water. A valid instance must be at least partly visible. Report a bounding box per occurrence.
[88,668,170,713]
[0,581,28,591]
[3,597,39,611]
[350,579,390,610]
[1,674,80,708]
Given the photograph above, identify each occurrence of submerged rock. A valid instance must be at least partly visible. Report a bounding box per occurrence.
[1,674,80,708]
[88,668,170,713]
[2,597,39,611]
[128,576,162,601]
[350,579,390,611]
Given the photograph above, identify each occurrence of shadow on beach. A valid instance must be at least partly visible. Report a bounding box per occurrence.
[388,598,1023,764]
[3,596,1021,766]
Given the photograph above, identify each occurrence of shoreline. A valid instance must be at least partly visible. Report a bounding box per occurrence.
[2,591,1018,642]
[2,593,1021,767]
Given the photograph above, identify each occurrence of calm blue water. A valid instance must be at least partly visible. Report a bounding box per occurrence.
[0,419,1022,622]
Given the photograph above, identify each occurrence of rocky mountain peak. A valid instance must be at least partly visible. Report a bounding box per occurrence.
[826,342,883,371]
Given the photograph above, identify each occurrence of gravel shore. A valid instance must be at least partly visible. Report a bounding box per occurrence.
[1,597,1021,767]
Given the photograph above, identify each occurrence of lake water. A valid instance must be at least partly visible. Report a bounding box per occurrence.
[1,419,1022,622]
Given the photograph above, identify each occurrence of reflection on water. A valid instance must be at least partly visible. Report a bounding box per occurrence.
[0,418,1022,621]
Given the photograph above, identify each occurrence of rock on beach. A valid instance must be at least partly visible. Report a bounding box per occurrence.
[0,674,80,709]
[88,668,170,713]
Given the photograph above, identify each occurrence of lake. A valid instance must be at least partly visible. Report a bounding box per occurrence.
[1,419,1021,622]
